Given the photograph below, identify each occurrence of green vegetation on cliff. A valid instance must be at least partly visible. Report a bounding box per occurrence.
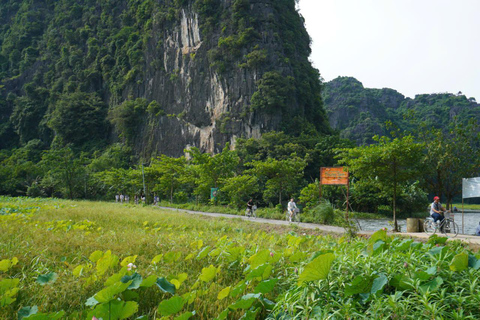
[323,76,480,145]
[0,0,330,156]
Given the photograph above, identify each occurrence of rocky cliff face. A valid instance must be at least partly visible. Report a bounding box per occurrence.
[0,0,329,156]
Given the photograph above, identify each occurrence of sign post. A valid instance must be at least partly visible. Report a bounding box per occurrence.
[320,167,350,220]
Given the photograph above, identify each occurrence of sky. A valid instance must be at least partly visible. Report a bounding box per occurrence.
[297,0,480,101]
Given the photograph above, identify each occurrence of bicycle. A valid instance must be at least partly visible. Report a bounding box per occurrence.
[423,211,459,237]
[286,208,300,222]
[245,205,257,219]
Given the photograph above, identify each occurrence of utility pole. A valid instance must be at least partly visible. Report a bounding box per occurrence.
[142,163,146,199]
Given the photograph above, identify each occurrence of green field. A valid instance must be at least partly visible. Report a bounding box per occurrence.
[1,197,480,319]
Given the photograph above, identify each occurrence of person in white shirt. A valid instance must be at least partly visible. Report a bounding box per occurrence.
[287,198,298,222]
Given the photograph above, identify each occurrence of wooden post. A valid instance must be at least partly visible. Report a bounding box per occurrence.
[346,169,349,221]
[319,168,323,201]
[462,198,464,234]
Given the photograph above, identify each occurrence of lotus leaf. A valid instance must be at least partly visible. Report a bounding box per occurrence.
[449,252,468,272]
[36,272,57,285]
[156,277,176,294]
[254,278,278,294]
[298,252,335,285]
[158,296,185,316]
[87,300,138,320]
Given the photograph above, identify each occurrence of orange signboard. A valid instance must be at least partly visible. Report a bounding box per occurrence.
[320,167,349,185]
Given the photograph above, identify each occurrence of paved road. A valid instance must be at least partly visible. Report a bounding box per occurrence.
[158,206,480,247]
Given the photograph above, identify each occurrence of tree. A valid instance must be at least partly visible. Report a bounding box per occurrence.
[246,155,306,205]
[221,175,259,209]
[148,155,186,202]
[337,135,425,231]
[418,119,480,208]
[40,146,86,199]
[186,145,239,203]
[48,92,108,149]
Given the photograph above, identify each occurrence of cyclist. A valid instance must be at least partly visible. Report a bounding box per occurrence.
[246,199,254,216]
[287,198,298,222]
[430,196,446,224]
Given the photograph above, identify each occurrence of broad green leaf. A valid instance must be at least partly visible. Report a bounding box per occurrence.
[225,247,245,262]
[156,277,176,294]
[164,251,182,264]
[174,311,195,320]
[229,293,261,310]
[230,281,246,298]
[248,249,270,269]
[214,308,229,320]
[390,274,414,290]
[298,253,335,285]
[254,278,278,294]
[427,234,448,245]
[370,274,388,295]
[289,251,307,263]
[414,270,431,281]
[245,263,271,280]
[427,246,446,256]
[0,259,14,272]
[89,250,104,263]
[36,272,57,285]
[345,275,373,297]
[72,265,85,277]
[96,251,119,276]
[158,296,185,316]
[239,308,259,320]
[369,229,388,244]
[372,241,386,255]
[184,253,194,261]
[18,306,38,320]
[199,265,218,282]
[105,267,128,286]
[92,280,132,304]
[121,272,143,289]
[468,255,480,269]
[450,252,468,272]
[209,248,222,257]
[140,275,157,288]
[395,239,413,251]
[87,300,138,320]
[217,286,231,300]
[151,254,163,265]
[196,246,211,260]
[419,276,444,294]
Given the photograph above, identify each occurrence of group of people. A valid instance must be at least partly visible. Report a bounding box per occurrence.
[430,196,480,236]
[115,194,146,205]
[246,198,299,222]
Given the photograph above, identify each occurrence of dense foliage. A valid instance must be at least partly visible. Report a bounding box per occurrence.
[323,76,480,145]
[1,197,480,319]
[0,0,330,158]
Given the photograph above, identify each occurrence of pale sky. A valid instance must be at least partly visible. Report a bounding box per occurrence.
[298,0,480,101]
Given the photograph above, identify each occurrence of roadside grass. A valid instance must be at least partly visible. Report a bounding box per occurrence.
[2,197,480,319]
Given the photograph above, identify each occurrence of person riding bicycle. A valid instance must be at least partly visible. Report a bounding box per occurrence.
[246,199,254,215]
[430,196,446,224]
[287,198,298,222]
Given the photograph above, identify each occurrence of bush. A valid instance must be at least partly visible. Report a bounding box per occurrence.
[308,201,335,225]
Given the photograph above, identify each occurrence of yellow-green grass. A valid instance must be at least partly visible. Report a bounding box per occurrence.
[0,197,330,319]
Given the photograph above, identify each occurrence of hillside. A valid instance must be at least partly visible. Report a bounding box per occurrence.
[323,76,480,144]
[0,0,330,156]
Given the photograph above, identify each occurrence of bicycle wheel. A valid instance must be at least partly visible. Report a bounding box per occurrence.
[245,209,251,218]
[423,219,436,235]
[442,219,459,237]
